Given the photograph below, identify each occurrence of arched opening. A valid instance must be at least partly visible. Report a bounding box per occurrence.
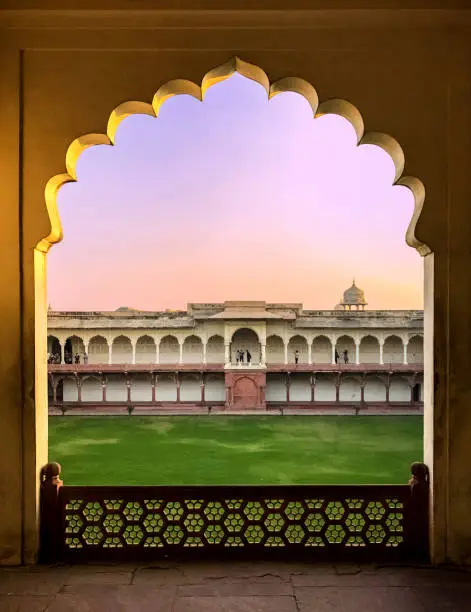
[336,336,356,365]
[106,374,127,402]
[359,335,380,364]
[289,374,311,402]
[364,376,387,402]
[62,376,78,402]
[205,374,225,403]
[38,58,429,547]
[111,335,133,364]
[81,376,102,403]
[206,335,224,364]
[182,335,203,364]
[135,335,156,364]
[266,373,286,402]
[159,336,179,365]
[131,373,152,402]
[407,335,424,364]
[383,335,404,365]
[47,335,62,364]
[180,374,201,402]
[389,376,411,402]
[88,335,109,365]
[155,374,177,402]
[312,335,332,364]
[231,328,260,365]
[315,374,337,402]
[232,376,258,410]
[287,335,308,364]
[266,335,284,364]
[65,335,85,364]
[339,377,362,403]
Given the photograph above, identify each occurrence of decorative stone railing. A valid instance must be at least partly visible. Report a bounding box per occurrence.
[39,463,429,564]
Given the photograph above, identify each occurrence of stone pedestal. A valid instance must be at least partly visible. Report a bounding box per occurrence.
[225,371,266,411]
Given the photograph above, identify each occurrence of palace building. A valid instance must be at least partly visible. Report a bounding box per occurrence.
[47,283,424,415]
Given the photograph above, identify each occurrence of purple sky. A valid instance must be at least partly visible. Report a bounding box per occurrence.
[48,74,423,312]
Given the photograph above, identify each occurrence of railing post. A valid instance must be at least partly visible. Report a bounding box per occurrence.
[406,461,430,562]
[38,462,63,563]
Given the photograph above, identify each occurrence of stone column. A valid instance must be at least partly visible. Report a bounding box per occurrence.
[403,339,409,365]
[108,342,113,365]
[310,375,316,402]
[355,341,360,365]
[385,376,391,404]
[176,372,180,403]
[286,373,290,402]
[179,342,183,365]
[260,343,266,366]
[131,342,136,365]
[126,376,131,403]
[335,375,341,402]
[151,373,156,403]
[202,342,207,365]
[308,343,312,365]
[201,373,205,403]
[101,376,107,402]
[379,340,384,365]
[224,343,231,366]
[83,338,89,365]
[155,341,160,365]
[331,343,336,365]
[76,376,82,403]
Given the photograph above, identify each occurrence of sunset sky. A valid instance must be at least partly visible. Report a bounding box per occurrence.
[48,73,423,312]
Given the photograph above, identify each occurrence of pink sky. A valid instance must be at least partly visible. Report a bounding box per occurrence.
[48,74,423,312]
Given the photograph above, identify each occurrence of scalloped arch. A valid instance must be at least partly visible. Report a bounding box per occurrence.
[38,56,430,257]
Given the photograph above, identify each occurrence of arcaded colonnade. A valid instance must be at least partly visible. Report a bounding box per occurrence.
[2,3,471,566]
[47,329,424,366]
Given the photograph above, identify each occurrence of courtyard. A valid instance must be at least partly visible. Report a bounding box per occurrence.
[48,415,423,486]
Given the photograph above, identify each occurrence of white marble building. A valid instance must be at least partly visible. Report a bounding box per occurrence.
[47,283,424,412]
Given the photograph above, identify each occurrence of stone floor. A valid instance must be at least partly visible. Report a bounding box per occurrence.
[1,561,470,611]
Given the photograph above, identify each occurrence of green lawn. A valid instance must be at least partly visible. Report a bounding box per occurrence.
[48,416,423,486]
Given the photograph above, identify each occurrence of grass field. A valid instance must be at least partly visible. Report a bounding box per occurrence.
[48,415,423,486]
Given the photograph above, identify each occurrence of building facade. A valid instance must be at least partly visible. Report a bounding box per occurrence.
[47,284,424,415]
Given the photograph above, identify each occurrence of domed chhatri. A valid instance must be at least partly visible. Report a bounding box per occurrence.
[340,280,367,311]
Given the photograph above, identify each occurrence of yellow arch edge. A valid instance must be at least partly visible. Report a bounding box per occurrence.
[38,55,430,256]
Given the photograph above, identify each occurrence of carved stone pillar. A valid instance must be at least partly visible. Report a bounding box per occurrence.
[179,343,183,365]
[355,341,360,365]
[201,373,205,403]
[176,372,180,403]
[131,342,136,365]
[101,375,107,402]
[126,375,131,403]
[284,343,288,365]
[286,373,291,403]
[202,342,207,365]
[260,343,266,366]
[403,340,409,365]
[335,374,341,403]
[331,343,336,365]
[310,375,316,403]
[379,341,384,365]
[224,343,231,366]
[308,343,312,365]
[151,373,156,403]
[76,375,82,403]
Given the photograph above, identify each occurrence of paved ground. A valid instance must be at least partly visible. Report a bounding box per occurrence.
[1,562,470,611]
